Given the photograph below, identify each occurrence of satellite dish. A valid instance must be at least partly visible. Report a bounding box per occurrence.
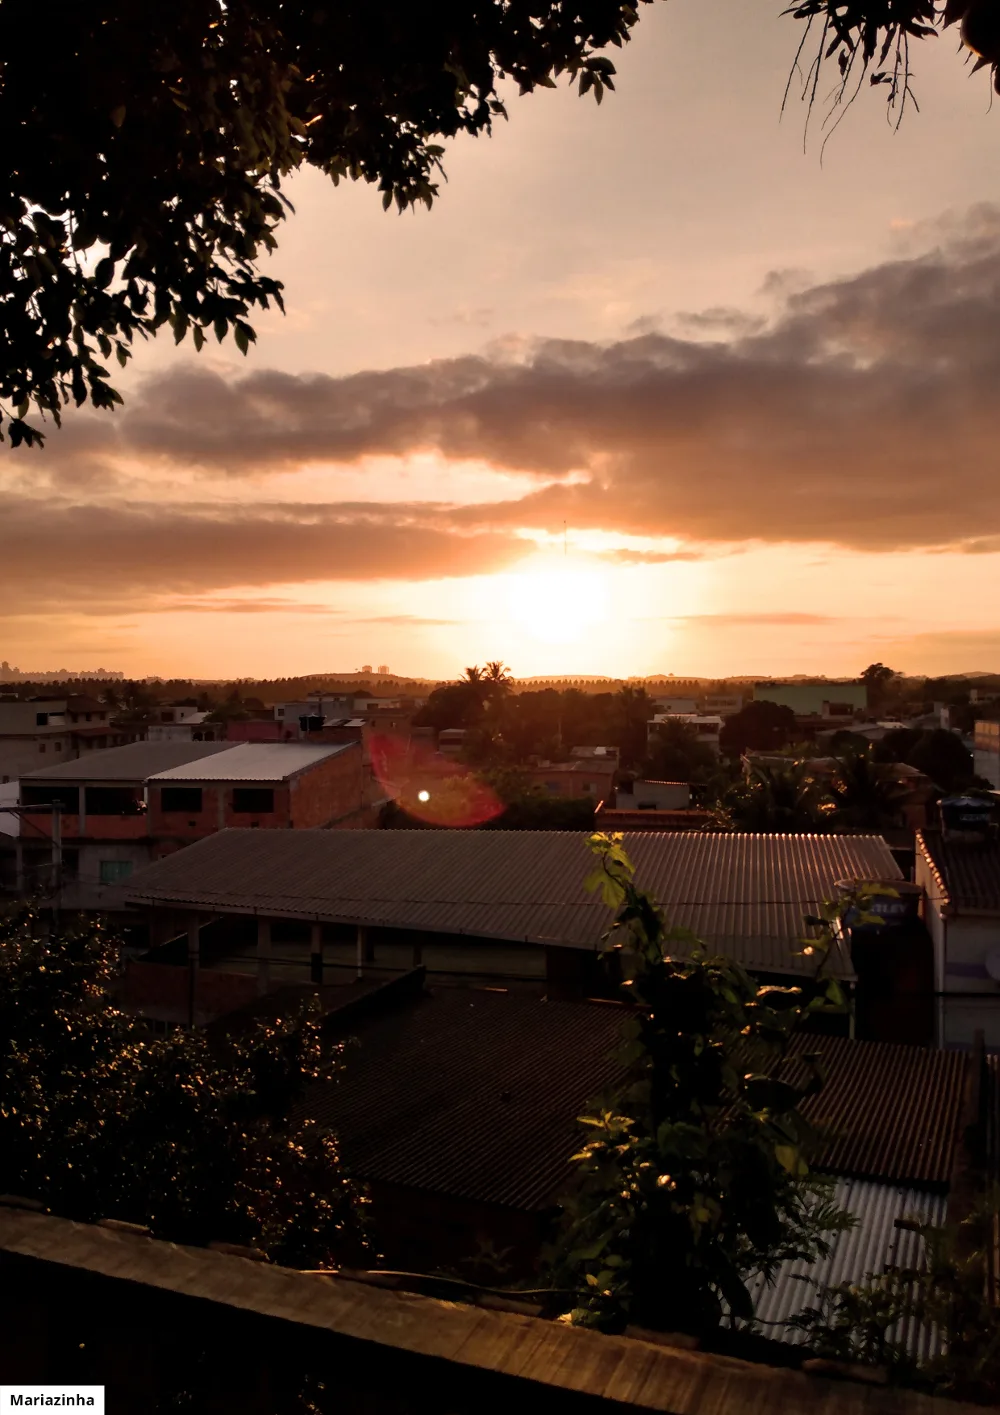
[985,949,1000,983]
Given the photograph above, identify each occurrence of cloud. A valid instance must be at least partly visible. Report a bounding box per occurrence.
[0,497,526,614]
[675,613,838,626]
[10,204,1000,565]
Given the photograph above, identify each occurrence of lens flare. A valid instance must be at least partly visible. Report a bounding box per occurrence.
[371,734,505,828]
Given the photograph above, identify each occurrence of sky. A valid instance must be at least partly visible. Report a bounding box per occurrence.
[4,0,1000,682]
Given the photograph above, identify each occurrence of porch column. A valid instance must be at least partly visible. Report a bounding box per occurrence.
[310,922,324,985]
[356,924,366,980]
[256,917,272,995]
[77,785,86,832]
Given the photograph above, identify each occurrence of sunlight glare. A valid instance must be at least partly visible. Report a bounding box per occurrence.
[504,560,610,645]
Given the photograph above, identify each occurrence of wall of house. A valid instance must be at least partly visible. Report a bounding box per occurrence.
[0,733,75,782]
[915,849,1000,1047]
[524,768,615,805]
[616,781,691,810]
[290,746,363,826]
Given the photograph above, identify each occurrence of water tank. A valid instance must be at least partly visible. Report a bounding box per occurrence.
[939,795,995,841]
[834,879,923,931]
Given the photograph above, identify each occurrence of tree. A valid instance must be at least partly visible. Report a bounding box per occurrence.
[0,0,646,447]
[412,680,485,733]
[0,906,369,1266]
[719,701,798,757]
[2,3,979,449]
[878,726,978,794]
[546,835,852,1335]
[827,746,908,830]
[720,761,831,833]
[860,662,897,711]
[645,717,717,786]
[614,684,654,769]
[483,661,514,694]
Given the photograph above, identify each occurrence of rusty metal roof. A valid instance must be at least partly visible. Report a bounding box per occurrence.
[917,828,1000,914]
[303,989,966,1210]
[125,829,901,979]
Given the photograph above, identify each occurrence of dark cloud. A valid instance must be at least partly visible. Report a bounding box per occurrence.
[10,206,1000,557]
[0,497,524,614]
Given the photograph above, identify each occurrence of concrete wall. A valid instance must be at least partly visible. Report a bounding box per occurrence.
[0,733,75,782]
[290,745,364,826]
[915,848,1000,1048]
[525,766,615,805]
[616,781,691,810]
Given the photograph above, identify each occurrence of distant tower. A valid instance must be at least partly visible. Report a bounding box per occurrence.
[360,664,373,674]
[377,664,389,676]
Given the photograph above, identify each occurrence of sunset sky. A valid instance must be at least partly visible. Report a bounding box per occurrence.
[4,0,1000,681]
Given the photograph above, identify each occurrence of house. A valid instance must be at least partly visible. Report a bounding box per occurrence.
[121,828,904,1008]
[146,705,224,743]
[916,799,1000,1048]
[648,713,723,751]
[523,759,617,806]
[753,681,868,718]
[704,693,744,716]
[0,695,130,782]
[4,740,364,914]
[650,695,698,715]
[615,780,691,810]
[974,719,1000,788]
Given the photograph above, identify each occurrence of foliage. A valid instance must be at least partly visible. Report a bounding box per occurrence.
[0,0,649,446]
[877,726,977,793]
[719,701,799,758]
[646,717,718,786]
[719,761,832,833]
[614,684,655,770]
[790,1193,1000,1405]
[546,834,856,1336]
[412,681,485,733]
[827,745,908,829]
[0,905,370,1266]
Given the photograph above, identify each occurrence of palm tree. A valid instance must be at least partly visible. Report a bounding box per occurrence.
[721,762,831,833]
[483,661,514,692]
[461,665,483,686]
[828,746,907,829]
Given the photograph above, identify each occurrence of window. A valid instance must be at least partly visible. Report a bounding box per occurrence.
[38,743,45,753]
[35,712,48,727]
[85,785,143,816]
[276,707,285,717]
[545,781,561,795]
[160,786,203,814]
[62,849,79,878]
[55,741,62,751]
[99,860,133,885]
[232,787,274,813]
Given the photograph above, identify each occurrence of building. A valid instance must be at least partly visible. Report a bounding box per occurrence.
[650,695,698,715]
[648,713,723,751]
[0,695,129,782]
[4,740,365,913]
[614,780,691,810]
[753,681,868,718]
[569,744,619,768]
[121,828,903,1004]
[704,693,743,716]
[146,706,224,742]
[916,803,1000,1048]
[524,759,617,806]
[974,719,1000,788]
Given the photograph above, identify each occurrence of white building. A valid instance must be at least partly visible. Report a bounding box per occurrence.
[916,801,1000,1048]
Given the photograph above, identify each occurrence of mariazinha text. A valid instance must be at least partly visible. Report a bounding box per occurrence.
[8,1398,97,1407]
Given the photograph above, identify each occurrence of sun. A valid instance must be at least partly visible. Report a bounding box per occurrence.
[504,558,610,644]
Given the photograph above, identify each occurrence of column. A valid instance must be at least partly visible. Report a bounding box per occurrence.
[356,924,366,980]
[77,785,86,832]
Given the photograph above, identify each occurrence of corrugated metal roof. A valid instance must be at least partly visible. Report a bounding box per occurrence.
[301,990,964,1210]
[306,988,627,1210]
[788,1034,967,1188]
[149,741,354,783]
[21,740,234,782]
[746,1178,947,1361]
[125,829,900,977]
[917,828,1000,913]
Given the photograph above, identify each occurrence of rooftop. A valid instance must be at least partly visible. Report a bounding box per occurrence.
[124,829,902,978]
[305,988,966,1208]
[149,741,355,784]
[21,740,233,783]
[917,828,1000,913]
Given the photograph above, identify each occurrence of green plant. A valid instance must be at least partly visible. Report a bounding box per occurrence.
[546,834,857,1335]
[0,904,370,1266]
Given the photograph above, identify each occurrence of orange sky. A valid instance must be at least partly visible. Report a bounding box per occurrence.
[4,0,1000,681]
